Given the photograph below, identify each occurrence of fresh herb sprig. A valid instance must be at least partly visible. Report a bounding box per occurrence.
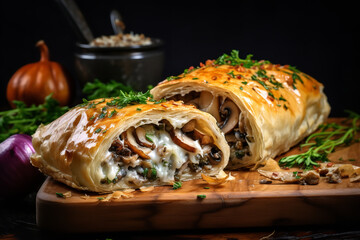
[82,79,133,100]
[279,110,360,169]
[215,50,270,68]
[0,94,69,142]
[173,181,182,190]
[106,90,153,108]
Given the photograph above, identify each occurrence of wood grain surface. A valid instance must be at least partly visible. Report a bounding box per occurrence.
[35,119,360,233]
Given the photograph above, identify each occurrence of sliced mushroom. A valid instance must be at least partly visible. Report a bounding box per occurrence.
[187,97,200,108]
[182,119,196,132]
[121,127,151,159]
[219,99,240,134]
[199,92,221,122]
[225,133,237,143]
[134,127,155,149]
[169,128,201,153]
[109,139,132,156]
[208,146,222,165]
[192,128,213,145]
[199,91,212,109]
[176,158,190,177]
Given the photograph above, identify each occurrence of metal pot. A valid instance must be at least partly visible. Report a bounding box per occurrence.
[75,38,164,92]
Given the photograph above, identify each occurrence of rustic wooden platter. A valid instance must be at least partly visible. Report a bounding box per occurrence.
[36,119,360,233]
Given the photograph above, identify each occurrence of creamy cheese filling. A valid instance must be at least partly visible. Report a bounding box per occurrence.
[101,123,218,187]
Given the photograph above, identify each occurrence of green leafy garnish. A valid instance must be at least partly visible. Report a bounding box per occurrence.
[145,133,154,143]
[215,50,270,68]
[143,167,157,180]
[82,79,133,100]
[197,194,206,199]
[0,94,69,142]
[56,192,65,198]
[106,90,153,108]
[293,171,301,179]
[173,181,182,190]
[279,110,360,170]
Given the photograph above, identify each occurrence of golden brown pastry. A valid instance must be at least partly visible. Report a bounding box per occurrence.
[30,97,229,192]
[151,50,331,169]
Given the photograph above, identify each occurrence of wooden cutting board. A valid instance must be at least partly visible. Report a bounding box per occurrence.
[36,119,360,233]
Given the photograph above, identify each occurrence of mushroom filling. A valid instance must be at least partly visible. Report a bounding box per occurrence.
[101,120,223,187]
[170,91,251,162]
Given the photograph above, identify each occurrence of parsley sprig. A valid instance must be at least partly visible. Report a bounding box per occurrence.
[279,110,360,169]
[215,50,270,68]
[106,90,152,108]
[0,94,69,142]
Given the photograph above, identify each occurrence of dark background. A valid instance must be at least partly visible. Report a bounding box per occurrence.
[1,0,359,117]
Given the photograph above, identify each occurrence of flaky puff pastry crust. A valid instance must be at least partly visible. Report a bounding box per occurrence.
[151,63,330,169]
[30,100,229,192]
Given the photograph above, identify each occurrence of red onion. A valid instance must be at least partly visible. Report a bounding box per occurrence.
[0,134,44,198]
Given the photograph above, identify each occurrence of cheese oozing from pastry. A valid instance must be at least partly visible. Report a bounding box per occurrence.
[100,121,222,187]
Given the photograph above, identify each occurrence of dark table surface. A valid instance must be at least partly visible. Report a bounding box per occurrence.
[1,187,360,240]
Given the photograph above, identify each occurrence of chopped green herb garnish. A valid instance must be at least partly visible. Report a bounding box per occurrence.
[108,109,117,118]
[240,86,243,90]
[269,76,283,88]
[192,77,199,80]
[279,95,287,101]
[95,128,102,133]
[227,70,236,78]
[292,72,303,84]
[143,168,148,177]
[256,69,268,79]
[167,76,182,81]
[288,65,300,73]
[197,194,206,199]
[348,159,356,161]
[204,187,210,189]
[136,108,142,111]
[98,111,107,119]
[293,171,301,179]
[241,81,248,85]
[56,192,65,198]
[97,197,104,200]
[268,91,275,99]
[145,133,154,143]
[173,181,182,190]
[251,75,270,90]
[150,167,157,180]
[283,104,288,110]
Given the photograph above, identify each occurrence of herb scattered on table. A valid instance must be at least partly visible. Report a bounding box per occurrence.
[197,194,206,199]
[0,94,69,142]
[173,181,182,190]
[279,110,360,170]
[56,192,65,198]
